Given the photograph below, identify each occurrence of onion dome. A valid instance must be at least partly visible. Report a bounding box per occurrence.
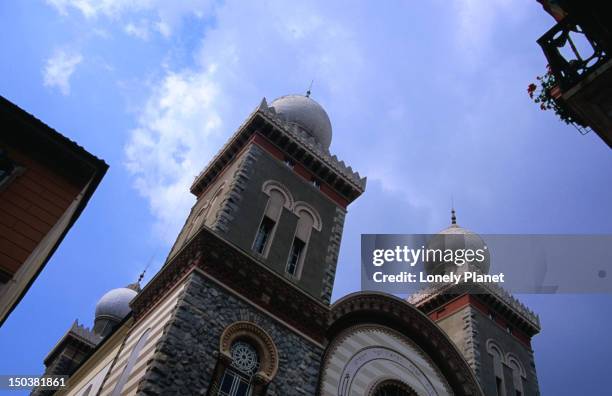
[424,209,490,275]
[270,94,332,149]
[94,286,137,322]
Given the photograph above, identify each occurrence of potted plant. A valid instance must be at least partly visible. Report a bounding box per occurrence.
[528,65,588,128]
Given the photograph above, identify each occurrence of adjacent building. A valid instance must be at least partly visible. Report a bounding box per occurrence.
[0,96,108,326]
[535,0,612,148]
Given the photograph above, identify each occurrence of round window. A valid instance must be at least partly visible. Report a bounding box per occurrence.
[230,341,259,375]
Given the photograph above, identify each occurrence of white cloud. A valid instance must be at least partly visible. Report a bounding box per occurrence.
[123,1,367,241]
[124,69,224,242]
[47,0,148,18]
[47,0,214,37]
[43,50,83,95]
[155,20,171,38]
[124,19,150,40]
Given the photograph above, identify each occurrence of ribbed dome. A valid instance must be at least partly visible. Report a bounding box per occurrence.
[94,287,137,321]
[425,214,490,276]
[270,95,332,149]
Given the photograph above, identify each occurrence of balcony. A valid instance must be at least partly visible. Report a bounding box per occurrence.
[537,13,612,148]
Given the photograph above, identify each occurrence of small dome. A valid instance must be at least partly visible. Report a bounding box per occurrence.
[94,287,137,321]
[425,213,490,275]
[270,95,332,149]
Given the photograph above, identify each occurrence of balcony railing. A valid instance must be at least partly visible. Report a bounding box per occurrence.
[537,15,609,91]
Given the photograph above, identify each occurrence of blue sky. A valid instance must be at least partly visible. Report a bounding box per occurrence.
[1,1,611,394]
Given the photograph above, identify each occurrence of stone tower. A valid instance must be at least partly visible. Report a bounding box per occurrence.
[409,212,542,396]
[165,94,364,304]
[121,94,365,395]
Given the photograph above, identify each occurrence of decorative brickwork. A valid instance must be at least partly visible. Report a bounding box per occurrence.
[460,306,482,380]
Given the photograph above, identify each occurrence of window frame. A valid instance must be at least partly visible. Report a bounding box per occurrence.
[253,181,294,258]
[217,367,252,396]
[216,340,259,396]
[208,322,278,396]
[486,339,506,396]
[252,215,277,257]
[506,353,526,396]
[283,203,322,279]
[285,237,306,276]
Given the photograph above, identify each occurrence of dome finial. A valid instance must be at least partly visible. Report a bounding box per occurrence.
[127,255,153,292]
[137,268,146,284]
[306,79,314,97]
[451,196,457,225]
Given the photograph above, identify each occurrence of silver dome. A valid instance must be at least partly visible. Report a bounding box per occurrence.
[270,95,332,149]
[425,223,490,276]
[94,287,137,321]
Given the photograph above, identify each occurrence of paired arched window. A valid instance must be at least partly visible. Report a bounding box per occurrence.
[487,340,526,396]
[253,181,322,280]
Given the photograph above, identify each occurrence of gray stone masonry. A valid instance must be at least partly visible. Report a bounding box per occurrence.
[136,271,323,396]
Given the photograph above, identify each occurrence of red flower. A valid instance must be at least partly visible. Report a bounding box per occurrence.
[527,83,537,98]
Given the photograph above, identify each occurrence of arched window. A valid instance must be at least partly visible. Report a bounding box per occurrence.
[171,184,224,258]
[371,380,417,396]
[487,340,506,396]
[217,341,260,396]
[204,185,225,228]
[185,202,210,240]
[286,202,321,278]
[506,354,526,396]
[184,184,224,241]
[253,181,293,257]
[208,322,278,396]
